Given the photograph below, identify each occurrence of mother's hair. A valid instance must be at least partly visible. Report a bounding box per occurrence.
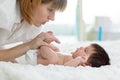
[19,0,67,24]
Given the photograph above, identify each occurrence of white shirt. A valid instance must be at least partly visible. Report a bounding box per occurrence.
[0,0,41,46]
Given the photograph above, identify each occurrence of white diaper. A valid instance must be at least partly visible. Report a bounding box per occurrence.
[25,50,37,65]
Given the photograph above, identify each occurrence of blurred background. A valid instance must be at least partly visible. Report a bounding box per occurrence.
[41,0,120,42]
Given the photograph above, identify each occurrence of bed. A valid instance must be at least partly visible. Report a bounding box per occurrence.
[0,38,120,80]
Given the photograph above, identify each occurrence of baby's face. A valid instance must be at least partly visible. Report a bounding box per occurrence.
[72,45,95,61]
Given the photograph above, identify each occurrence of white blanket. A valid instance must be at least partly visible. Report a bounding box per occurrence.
[0,40,120,80]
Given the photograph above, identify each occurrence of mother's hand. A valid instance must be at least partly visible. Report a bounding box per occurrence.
[28,31,60,49]
[44,31,60,44]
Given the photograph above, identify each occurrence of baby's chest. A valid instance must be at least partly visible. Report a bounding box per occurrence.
[57,55,64,65]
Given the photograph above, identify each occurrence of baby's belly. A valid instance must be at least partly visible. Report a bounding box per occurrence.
[57,54,64,65]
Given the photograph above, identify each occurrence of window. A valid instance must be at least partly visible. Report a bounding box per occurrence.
[41,0,120,41]
[41,0,77,36]
[83,0,120,40]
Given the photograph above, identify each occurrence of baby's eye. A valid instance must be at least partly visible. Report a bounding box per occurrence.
[84,48,87,53]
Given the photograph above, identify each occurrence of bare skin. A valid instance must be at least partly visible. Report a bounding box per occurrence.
[0,31,60,61]
[37,45,95,67]
[0,2,60,61]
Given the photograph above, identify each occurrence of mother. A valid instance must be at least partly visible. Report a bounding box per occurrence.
[0,0,67,61]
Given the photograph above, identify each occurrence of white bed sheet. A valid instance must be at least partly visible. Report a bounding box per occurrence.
[0,40,120,80]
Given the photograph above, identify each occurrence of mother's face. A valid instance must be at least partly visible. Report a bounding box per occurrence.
[32,2,56,27]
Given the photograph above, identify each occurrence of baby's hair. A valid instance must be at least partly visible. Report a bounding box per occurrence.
[87,43,110,67]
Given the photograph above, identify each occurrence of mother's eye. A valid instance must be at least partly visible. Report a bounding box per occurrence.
[48,8,54,12]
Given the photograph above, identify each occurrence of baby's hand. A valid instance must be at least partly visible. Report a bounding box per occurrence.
[75,56,86,66]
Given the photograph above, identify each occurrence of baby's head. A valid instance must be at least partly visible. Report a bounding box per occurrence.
[72,43,110,67]
[86,43,110,67]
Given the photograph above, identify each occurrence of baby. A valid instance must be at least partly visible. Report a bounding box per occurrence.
[26,43,110,67]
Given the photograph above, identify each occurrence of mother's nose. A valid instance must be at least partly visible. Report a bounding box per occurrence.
[48,12,55,21]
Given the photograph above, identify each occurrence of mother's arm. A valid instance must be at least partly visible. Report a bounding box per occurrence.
[0,31,60,61]
[0,42,30,61]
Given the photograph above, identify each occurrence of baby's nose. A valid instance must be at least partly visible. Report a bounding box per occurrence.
[79,47,84,50]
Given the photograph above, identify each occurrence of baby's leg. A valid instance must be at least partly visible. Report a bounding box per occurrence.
[37,46,59,65]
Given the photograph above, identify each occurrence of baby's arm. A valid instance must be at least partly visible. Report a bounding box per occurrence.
[64,57,85,67]
[37,46,59,65]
